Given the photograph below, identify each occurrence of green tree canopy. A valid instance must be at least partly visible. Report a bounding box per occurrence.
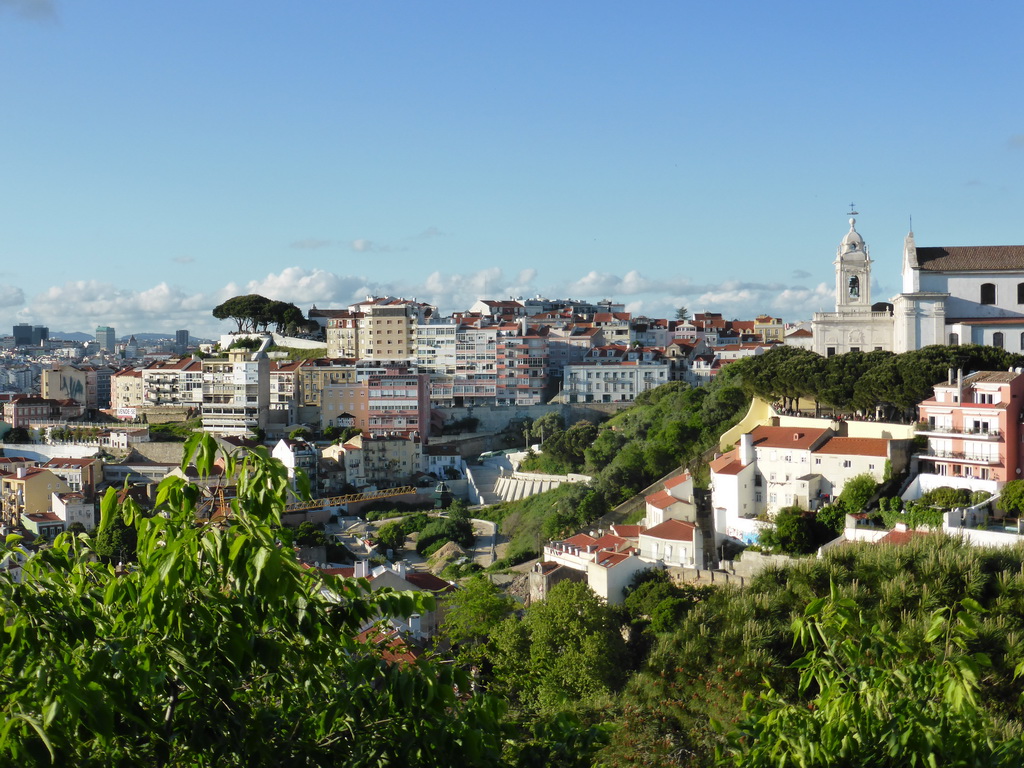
[721,584,1024,767]
[836,473,878,513]
[0,435,507,766]
[438,574,517,668]
[212,294,308,335]
[491,580,627,715]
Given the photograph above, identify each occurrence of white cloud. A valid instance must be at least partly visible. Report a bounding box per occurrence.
[17,264,837,339]
[0,284,25,308]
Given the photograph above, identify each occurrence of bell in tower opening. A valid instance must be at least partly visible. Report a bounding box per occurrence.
[849,275,860,299]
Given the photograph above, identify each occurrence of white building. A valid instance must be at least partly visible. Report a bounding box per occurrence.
[638,519,702,569]
[563,346,671,404]
[710,423,905,547]
[200,345,270,437]
[812,218,895,356]
[643,472,695,527]
[813,216,1024,356]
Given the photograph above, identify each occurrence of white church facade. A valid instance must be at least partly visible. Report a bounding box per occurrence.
[813,218,1024,356]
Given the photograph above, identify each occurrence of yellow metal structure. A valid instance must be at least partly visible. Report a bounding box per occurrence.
[284,486,418,513]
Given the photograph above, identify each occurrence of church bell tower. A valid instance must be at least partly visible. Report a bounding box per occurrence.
[834,216,872,310]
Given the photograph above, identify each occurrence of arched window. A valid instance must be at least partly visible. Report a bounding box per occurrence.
[1017,282,1024,304]
[993,331,1004,349]
[981,283,996,305]
[848,275,860,299]
[948,333,959,346]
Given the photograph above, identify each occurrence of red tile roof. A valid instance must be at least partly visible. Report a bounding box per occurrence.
[355,627,419,665]
[404,571,456,594]
[563,533,599,548]
[750,425,829,451]
[590,534,628,551]
[610,524,645,538]
[645,489,691,510]
[593,551,632,568]
[814,436,889,458]
[879,528,932,546]
[663,472,691,491]
[916,245,1024,272]
[641,519,696,542]
[710,448,745,475]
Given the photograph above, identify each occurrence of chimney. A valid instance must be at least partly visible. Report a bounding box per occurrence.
[394,561,407,578]
[16,467,27,479]
[408,613,422,637]
[948,367,954,385]
[354,559,368,578]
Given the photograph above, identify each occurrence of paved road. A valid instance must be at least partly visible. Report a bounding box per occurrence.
[469,518,498,567]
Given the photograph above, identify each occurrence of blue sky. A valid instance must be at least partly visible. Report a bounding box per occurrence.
[2,0,1023,338]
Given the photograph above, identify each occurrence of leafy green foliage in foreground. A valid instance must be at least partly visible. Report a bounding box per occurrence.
[0,434,506,767]
[722,582,1024,767]
[594,537,1024,767]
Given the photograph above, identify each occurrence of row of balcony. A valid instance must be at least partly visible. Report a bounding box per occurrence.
[917,425,1002,440]
[916,449,1001,465]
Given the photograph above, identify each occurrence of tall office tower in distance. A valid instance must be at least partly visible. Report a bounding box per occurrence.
[96,326,116,352]
[12,324,33,347]
[176,329,190,353]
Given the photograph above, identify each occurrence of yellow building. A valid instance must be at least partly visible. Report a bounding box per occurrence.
[2,467,71,527]
[753,315,785,343]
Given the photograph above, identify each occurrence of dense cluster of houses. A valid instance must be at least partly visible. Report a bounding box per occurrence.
[535,367,1024,604]
[1,296,793,443]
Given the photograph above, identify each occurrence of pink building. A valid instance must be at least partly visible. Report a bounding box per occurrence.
[915,369,1024,496]
[365,368,430,442]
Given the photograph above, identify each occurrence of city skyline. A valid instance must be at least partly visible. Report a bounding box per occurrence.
[3,1,1024,337]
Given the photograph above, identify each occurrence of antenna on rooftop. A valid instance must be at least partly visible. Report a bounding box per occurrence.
[848,202,859,216]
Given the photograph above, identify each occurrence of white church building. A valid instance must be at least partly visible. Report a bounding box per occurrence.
[813,218,1024,355]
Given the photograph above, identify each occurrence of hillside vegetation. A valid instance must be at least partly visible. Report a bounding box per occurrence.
[491,368,752,562]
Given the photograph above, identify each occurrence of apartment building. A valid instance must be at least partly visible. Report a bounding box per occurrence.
[563,346,671,403]
[496,324,550,406]
[914,369,1024,496]
[200,347,270,437]
[1,467,71,527]
[141,358,203,407]
[296,358,358,407]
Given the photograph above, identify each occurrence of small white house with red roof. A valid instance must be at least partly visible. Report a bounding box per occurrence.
[585,549,651,605]
[711,420,910,548]
[644,471,696,527]
[638,519,702,568]
[540,529,652,604]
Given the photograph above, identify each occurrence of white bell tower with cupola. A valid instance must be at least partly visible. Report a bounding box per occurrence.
[834,217,872,309]
[812,212,894,357]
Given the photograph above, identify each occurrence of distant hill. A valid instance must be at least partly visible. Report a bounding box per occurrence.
[49,332,93,342]
[49,331,210,343]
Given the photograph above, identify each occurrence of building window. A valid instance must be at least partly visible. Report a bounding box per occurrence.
[1018,282,1024,304]
[994,332,1004,349]
[949,333,959,346]
[981,283,996,305]
[843,460,852,468]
